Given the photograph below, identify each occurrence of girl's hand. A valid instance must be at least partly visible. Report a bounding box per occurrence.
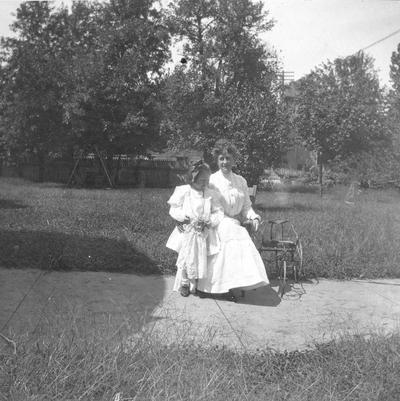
[201,219,211,229]
[194,218,210,232]
[176,216,190,232]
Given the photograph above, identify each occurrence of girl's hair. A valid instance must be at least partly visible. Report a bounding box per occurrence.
[212,139,239,161]
[188,160,211,183]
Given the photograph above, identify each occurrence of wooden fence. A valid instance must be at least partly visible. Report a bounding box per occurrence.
[0,158,189,188]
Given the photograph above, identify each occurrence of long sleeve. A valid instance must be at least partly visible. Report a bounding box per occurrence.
[169,205,187,222]
[240,177,260,221]
[167,185,190,222]
[209,191,224,227]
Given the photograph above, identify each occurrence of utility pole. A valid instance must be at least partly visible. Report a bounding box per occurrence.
[278,70,295,87]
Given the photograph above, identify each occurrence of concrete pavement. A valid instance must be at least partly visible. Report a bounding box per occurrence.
[1,268,400,352]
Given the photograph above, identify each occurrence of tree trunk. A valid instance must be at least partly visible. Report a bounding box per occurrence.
[215,59,222,97]
[196,15,205,85]
[318,152,323,197]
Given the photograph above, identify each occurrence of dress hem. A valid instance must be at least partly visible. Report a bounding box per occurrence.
[197,280,269,294]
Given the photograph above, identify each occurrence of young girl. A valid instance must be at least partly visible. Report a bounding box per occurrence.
[166,161,223,297]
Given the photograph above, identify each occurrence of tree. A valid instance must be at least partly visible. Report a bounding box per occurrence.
[0,0,171,183]
[63,0,171,160]
[387,43,400,156]
[168,0,216,86]
[213,0,276,91]
[162,0,223,152]
[0,1,71,180]
[294,51,388,194]
[162,0,286,183]
[214,86,289,183]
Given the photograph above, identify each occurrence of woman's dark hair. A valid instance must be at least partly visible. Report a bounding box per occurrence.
[187,160,211,183]
[212,139,239,161]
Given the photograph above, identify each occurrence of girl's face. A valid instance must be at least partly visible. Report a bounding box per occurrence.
[192,170,210,191]
[217,153,234,174]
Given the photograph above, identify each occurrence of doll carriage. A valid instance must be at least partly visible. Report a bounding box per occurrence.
[246,218,303,297]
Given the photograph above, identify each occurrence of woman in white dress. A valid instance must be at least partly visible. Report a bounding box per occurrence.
[197,140,269,298]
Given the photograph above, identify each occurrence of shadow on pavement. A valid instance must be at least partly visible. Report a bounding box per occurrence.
[238,285,281,307]
[0,268,166,338]
[0,229,166,338]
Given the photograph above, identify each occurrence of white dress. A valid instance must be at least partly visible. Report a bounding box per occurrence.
[166,185,224,292]
[196,170,269,293]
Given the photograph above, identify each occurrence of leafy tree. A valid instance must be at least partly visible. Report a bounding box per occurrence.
[294,51,388,194]
[387,43,400,156]
[160,65,223,151]
[168,0,216,85]
[0,1,71,180]
[214,86,289,183]
[64,0,171,160]
[162,0,286,183]
[162,0,222,152]
[0,0,171,183]
[213,0,276,91]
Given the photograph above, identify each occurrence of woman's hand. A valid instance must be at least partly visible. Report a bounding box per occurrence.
[251,218,260,232]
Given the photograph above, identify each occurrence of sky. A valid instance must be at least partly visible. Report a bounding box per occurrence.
[0,0,400,88]
[263,0,400,88]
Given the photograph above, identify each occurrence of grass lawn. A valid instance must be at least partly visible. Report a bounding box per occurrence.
[1,177,399,278]
[1,178,400,400]
[255,187,400,279]
[0,178,175,275]
[1,307,399,401]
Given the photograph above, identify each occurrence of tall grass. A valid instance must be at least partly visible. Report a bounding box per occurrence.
[1,306,399,400]
[255,187,400,279]
[1,178,400,278]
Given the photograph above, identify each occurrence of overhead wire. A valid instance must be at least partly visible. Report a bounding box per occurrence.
[359,27,400,52]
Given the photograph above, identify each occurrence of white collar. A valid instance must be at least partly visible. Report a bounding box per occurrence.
[218,170,233,181]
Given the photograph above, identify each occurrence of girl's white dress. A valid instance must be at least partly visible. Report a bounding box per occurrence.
[197,170,269,294]
[166,185,224,292]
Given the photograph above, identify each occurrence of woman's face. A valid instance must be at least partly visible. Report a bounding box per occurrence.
[217,153,234,174]
[192,170,210,191]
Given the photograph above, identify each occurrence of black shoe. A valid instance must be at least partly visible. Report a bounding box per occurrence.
[196,290,209,299]
[226,290,237,302]
[180,285,190,297]
[211,292,237,302]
